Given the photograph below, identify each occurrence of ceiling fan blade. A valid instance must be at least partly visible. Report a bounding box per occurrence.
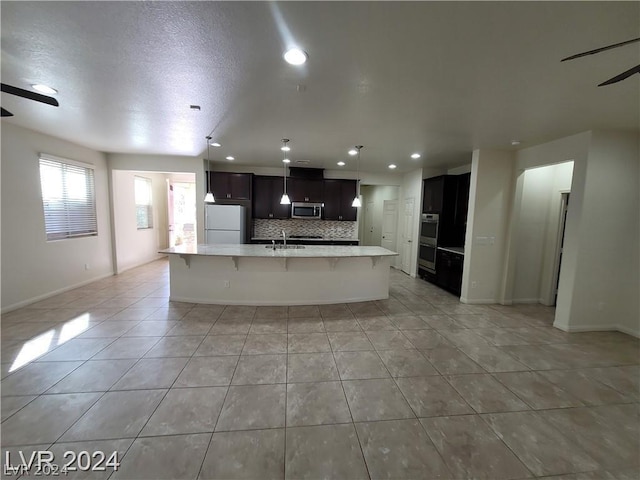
[0,83,59,107]
[561,37,640,62]
[1,107,14,117]
[598,64,640,86]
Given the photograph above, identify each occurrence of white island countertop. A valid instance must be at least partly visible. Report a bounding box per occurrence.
[161,244,397,305]
[160,244,397,258]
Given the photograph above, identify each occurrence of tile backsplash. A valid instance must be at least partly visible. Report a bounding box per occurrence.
[253,219,357,239]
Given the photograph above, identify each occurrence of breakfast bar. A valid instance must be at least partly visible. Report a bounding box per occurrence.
[160,244,398,305]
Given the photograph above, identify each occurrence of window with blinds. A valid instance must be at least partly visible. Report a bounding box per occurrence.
[39,155,98,241]
[135,176,153,229]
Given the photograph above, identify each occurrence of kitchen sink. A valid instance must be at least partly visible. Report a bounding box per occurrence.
[265,245,306,249]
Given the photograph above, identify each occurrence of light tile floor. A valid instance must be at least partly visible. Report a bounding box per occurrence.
[2,259,639,479]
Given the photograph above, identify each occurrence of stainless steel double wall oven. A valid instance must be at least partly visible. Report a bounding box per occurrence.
[418,213,439,274]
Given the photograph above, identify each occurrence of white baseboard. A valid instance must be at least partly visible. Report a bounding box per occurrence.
[510,298,541,304]
[168,294,390,306]
[116,254,166,274]
[554,322,640,339]
[459,297,497,305]
[1,271,115,314]
[616,324,640,338]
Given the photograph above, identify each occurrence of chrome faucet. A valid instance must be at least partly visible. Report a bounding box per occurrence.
[282,230,287,248]
[272,239,276,251]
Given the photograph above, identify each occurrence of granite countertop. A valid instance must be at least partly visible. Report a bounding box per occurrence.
[437,246,465,255]
[160,244,397,258]
[251,237,359,242]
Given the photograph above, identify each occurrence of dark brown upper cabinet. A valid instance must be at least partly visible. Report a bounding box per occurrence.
[208,172,252,201]
[422,176,445,213]
[323,179,357,221]
[253,175,290,219]
[288,178,323,203]
[454,172,471,230]
[422,174,470,247]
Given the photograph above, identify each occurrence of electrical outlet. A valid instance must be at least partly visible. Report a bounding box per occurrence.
[224,280,230,288]
[84,263,90,270]
[471,281,477,289]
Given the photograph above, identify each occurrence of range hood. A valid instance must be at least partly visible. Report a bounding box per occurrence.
[288,167,324,179]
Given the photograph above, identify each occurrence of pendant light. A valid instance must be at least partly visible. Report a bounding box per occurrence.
[352,145,363,207]
[204,136,215,203]
[280,139,291,205]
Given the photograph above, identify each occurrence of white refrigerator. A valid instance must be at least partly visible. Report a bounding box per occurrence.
[205,204,246,244]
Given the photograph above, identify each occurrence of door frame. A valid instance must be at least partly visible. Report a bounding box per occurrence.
[549,191,570,305]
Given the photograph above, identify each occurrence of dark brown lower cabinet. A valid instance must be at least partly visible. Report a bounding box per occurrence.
[436,249,464,296]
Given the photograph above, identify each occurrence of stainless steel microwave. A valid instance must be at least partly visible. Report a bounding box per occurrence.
[291,202,322,219]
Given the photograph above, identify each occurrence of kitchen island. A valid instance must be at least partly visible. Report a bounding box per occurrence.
[159,244,398,305]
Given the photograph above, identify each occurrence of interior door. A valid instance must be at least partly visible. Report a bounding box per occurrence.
[401,197,415,274]
[381,200,398,265]
[364,201,375,245]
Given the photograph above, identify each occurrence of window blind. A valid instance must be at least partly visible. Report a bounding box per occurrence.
[39,156,98,241]
[135,176,153,229]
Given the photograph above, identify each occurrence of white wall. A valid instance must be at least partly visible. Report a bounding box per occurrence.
[506,131,591,310]
[422,167,447,179]
[461,149,515,303]
[112,171,168,273]
[448,164,472,175]
[512,162,573,304]
[463,131,638,337]
[465,133,590,307]
[555,131,639,336]
[1,123,114,311]
[359,185,400,245]
[107,153,204,243]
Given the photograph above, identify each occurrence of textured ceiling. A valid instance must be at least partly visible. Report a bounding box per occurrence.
[1,2,638,173]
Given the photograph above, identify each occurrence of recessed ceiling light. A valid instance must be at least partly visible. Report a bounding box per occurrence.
[511,140,521,146]
[283,158,291,164]
[226,156,234,161]
[337,161,345,166]
[348,149,358,156]
[210,142,221,147]
[388,164,397,169]
[281,145,290,152]
[31,84,57,95]
[411,153,421,159]
[284,48,308,65]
